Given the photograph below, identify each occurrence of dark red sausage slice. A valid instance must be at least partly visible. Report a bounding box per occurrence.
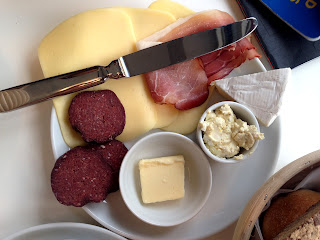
[68,90,125,143]
[88,140,128,192]
[51,146,113,207]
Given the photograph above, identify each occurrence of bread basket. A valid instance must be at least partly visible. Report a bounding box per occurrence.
[233,149,320,240]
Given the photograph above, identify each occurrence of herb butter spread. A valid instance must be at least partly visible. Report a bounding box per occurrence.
[199,104,264,160]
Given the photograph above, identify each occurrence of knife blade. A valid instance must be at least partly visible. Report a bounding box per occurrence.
[0,17,257,113]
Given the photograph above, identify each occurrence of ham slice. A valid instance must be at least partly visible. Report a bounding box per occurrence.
[137,10,261,110]
[146,59,209,110]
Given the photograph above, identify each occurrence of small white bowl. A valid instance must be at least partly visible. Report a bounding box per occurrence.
[119,132,212,227]
[197,101,261,164]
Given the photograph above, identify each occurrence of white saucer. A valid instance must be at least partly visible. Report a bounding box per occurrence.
[3,222,126,240]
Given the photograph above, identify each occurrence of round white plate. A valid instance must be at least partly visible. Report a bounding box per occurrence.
[51,58,281,240]
[3,223,126,240]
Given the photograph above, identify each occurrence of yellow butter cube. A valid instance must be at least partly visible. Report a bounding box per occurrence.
[139,155,185,204]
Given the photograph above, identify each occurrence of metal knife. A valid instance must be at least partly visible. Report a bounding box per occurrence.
[0,17,257,113]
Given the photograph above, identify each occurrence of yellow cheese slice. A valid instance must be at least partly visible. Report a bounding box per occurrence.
[161,89,212,134]
[38,8,159,147]
[116,7,180,128]
[39,9,135,77]
[152,103,179,128]
[116,7,176,41]
[148,0,195,19]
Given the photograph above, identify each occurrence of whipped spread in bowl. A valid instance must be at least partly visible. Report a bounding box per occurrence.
[197,102,264,163]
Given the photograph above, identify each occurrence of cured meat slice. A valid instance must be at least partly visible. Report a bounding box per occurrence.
[200,45,235,66]
[68,90,125,143]
[158,10,235,42]
[146,59,209,110]
[205,38,259,82]
[51,146,114,207]
[139,10,261,110]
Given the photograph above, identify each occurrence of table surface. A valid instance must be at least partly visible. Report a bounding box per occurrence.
[1,0,320,239]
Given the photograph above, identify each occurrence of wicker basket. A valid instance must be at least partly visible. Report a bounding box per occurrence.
[233,149,320,240]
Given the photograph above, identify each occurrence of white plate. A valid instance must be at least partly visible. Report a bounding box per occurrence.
[3,222,126,240]
[51,57,281,240]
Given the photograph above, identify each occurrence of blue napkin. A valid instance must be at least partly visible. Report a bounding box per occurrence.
[236,0,320,69]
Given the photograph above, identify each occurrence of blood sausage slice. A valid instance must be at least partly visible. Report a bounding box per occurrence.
[68,90,125,143]
[88,140,128,192]
[51,146,114,207]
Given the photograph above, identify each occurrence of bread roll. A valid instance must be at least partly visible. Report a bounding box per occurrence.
[274,201,320,240]
[262,189,320,240]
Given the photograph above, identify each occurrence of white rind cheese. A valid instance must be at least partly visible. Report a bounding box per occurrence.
[213,68,291,127]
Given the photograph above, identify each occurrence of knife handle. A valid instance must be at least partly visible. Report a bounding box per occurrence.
[0,60,123,113]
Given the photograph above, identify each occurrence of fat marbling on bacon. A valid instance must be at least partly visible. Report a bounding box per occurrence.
[138,10,261,110]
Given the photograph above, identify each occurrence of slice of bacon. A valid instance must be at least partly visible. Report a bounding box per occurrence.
[140,10,261,110]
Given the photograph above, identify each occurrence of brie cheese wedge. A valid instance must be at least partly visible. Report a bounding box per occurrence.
[213,68,291,127]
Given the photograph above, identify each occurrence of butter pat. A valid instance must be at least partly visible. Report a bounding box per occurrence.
[139,155,185,204]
